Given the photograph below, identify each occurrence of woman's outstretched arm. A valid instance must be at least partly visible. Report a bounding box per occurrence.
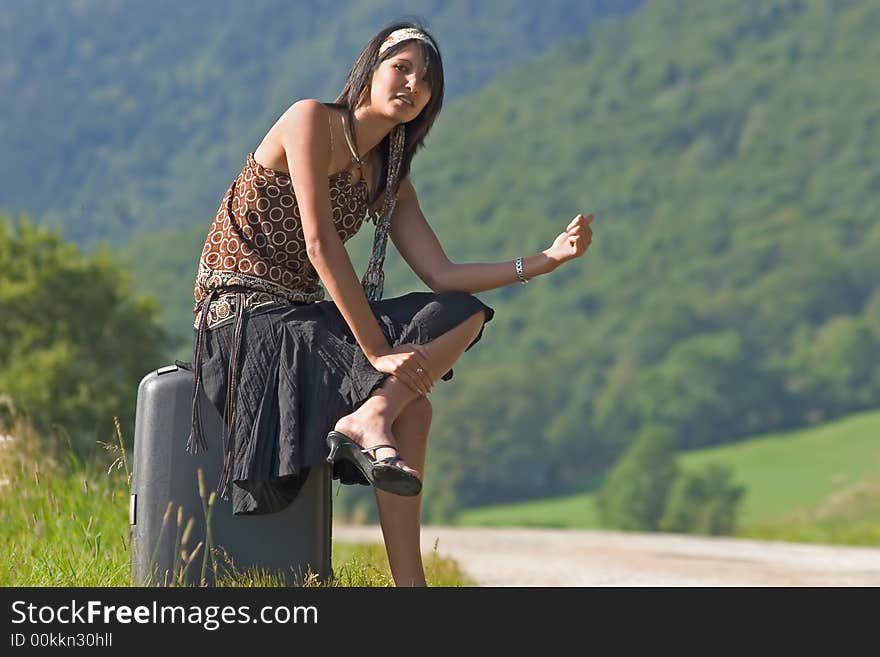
[432,253,559,294]
[390,177,593,294]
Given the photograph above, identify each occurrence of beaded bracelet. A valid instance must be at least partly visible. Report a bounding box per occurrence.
[515,256,528,284]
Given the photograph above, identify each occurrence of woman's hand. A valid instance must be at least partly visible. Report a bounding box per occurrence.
[367,343,435,397]
[543,213,594,269]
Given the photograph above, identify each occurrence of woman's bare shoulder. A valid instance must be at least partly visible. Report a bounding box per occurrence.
[273,100,334,169]
[278,99,331,132]
[255,100,332,172]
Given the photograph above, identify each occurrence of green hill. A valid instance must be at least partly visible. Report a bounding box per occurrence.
[457,408,880,546]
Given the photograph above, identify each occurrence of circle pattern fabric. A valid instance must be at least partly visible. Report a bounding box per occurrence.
[194,152,379,326]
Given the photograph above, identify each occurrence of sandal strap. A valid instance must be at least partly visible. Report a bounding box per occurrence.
[361,443,398,455]
[360,444,411,469]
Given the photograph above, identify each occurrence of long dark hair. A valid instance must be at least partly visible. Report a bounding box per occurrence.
[329,19,444,206]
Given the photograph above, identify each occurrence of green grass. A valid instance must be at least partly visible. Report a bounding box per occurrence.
[456,490,600,529]
[0,417,471,587]
[456,409,880,545]
[677,410,880,526]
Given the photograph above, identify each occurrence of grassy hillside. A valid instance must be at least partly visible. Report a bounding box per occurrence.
[457,408,880,546]
[679,410,880,526]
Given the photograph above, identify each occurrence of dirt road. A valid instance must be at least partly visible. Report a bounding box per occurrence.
[332,524,880,586]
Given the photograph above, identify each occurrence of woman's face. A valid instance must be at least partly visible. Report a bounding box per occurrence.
[367,41,432,121]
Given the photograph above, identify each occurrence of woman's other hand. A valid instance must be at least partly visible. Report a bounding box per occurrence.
[544,213,593,269]
[367,343,434,396]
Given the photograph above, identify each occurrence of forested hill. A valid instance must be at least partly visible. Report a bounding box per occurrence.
[0,0,641,245]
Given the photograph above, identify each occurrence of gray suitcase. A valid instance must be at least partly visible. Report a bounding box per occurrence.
[130,363,332,586]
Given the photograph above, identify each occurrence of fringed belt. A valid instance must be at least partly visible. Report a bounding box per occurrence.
[188,284,251,501]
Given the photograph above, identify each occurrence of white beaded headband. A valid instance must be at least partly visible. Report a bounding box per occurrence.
[378,28,438,57]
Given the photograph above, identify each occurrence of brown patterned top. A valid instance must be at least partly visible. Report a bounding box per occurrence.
[193,152,379,328]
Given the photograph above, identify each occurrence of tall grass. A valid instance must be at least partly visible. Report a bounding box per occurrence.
[0,412,471,587]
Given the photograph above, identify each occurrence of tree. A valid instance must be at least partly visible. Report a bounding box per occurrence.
[595,425,679,531]
[659,462,745,535]
[0,214,170,453]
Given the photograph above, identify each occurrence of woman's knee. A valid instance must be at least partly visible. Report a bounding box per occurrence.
[471,308,488,324]
[463,309,487,339]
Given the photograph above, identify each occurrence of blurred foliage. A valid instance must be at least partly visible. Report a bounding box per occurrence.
[0,0,640,245]
[0,214,170,453]
[659,462,746,535]
[595,425,679,531]
[595,426,746,535]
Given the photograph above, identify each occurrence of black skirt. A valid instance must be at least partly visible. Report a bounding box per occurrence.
[193,290,495,515]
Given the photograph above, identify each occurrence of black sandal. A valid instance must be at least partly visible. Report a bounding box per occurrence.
[326,430,422,497]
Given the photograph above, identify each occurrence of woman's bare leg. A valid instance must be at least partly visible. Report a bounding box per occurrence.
[333,309,487,586]
[374,396,432,587]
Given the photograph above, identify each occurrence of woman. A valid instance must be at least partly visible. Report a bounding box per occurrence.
[190,20,593,587]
